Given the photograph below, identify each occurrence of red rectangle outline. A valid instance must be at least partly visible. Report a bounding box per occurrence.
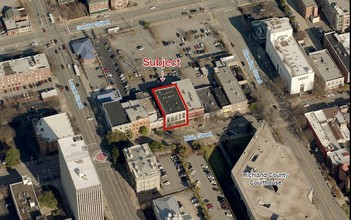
[151,84,189,131]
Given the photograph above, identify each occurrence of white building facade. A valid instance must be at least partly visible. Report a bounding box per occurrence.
[265,17,315,94]
[58,135,104,220]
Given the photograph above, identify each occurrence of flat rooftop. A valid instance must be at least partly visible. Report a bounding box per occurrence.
[102,101,130,127]
[123,144,159,178]
[122,100,149,122]
[173,79,203,110]
[309,50,344,81]
[212,87,230,107]
[325,32,350,72]
[214,67,247,104]
[33,113,74,142]
[58,135,101,190]
[328,0,349,14]
[196,86,221,113]
[266,17,314,77]
[153,86,186,114]
[301,0,317,6]
[10,176,41,220]
[231,122,320,220]
[0,54,50,77]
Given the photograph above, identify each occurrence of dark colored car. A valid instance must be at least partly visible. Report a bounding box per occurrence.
[65,86,69,91]
[190,9,197,13]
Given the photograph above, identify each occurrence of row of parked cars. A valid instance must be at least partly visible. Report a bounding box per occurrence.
[201,164,217,186]
[171,154,188,182]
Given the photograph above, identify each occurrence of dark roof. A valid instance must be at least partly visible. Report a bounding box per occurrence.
[72,38,95,60]
[196,86,220,113]
[212,87,230,107]
[154,87,186,114]
[324,32,350,72]
[103,101,130,127]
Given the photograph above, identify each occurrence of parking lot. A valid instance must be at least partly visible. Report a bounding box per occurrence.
[174,190,205,220]
[108,13,225,90]
[187,155,233,219]
[158,154,191,195]
[84,63,108,91]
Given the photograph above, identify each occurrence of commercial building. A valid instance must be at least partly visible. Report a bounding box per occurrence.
[123,144,160,194]
[110,0,129,10]
[122,100,150,135]
[196,86,222,118]
[102,101,131,133]
[58,135,103,220]
[315,0,349,33]
[327,148,350,175]
[3,8,31,35]
[231,122,320,220]
[153,195,191,220]
[33,113,74,155]
[139,97,163,129]
[40,88,59,100]
[87,0,109,14]
[265,17,315,94]
[213,66,248,114]
[309,49,344,90]
[10,176,42,220]
[338,163,350,193]
[173,79,204,120]
[305,105,350,158]
[295,0,319,21]
[323,32,350,83]
[211,87,232,113]
[71,38,96,63]
[0,54,51,91]
[152,85,187,129]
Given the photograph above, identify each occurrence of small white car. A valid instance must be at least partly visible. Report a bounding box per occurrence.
[87,117,93,121]
[149,6,155,9]
[67,64,71,69]
[103,14,109,18]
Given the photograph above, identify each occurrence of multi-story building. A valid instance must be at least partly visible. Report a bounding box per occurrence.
[211,87,232,113]
[122,100,150,135]
[173,79,204,120]
[0,54,51,91]
[110,0,129,10]
[102,101,132,133]
[10,176,43,220]
[315,0,349,33]
[87,0,109,14]
[3,8,31,35]
[33,113,74,155]
[196,86,222,118]
[309,49,344,90]
[305,105,350,158]
[265,17,315,94]
[295,0,319,21]
[58,135,104,220]
[231,122,320,220]
[152,85,188,129]
[123,144,160,194]
[4,8,28,22]
[139,97,163,129]
[213,66,248,114]
[323,32,350,83]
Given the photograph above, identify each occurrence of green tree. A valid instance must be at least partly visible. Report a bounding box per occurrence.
[127,130,133,139]
[111,147,120,164]
[38,191,58,209]
[149,141,164,152]
[192,140,203,151]
[279,0,287,5]
[106,131,128,144]
[5,148,20,167]
[139,126,148,135]
[154,129,164,137]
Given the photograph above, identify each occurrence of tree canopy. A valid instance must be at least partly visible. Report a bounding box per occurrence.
[106,131,128,144]
[5,147,20,167]
[139,126,148,136]
[38,191,58,209]
[149,141,164,152]
[111,147,120,164]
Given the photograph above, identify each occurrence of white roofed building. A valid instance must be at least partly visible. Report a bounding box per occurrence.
[58,135,103,220]
[123,144,160,194]
[265,17,315,94]
[32,113,74,155]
